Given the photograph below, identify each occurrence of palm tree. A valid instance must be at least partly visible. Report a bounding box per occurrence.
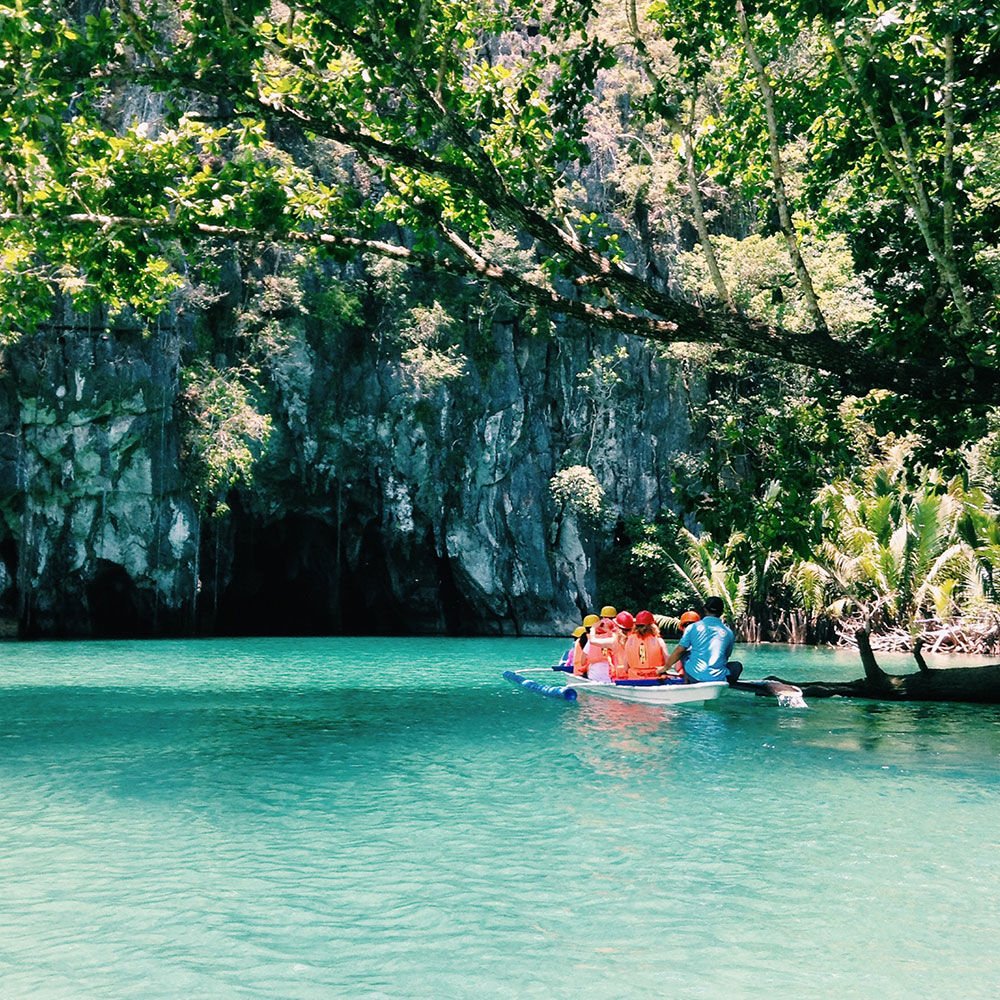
[797,454,985,633]
[670,528,751,636]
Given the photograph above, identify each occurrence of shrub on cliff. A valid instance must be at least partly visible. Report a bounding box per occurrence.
[178,363,272,517]
[549,465,605,523]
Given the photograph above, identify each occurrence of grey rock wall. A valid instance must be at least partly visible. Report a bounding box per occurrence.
[0,319,199,636]
[0,285,701,637]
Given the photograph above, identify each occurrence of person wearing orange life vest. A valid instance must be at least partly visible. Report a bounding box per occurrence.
[557,625,586,672]
[573,614,600,676]
[623,610,670,680]
[611,610,635,680]
[583,606,619,683]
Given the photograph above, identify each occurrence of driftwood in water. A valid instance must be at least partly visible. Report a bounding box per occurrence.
[833,616,1000,656]
[767,630,1000,704]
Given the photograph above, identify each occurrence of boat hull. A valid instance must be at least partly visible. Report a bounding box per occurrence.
[504,669,805,708]
[566,677,730,705]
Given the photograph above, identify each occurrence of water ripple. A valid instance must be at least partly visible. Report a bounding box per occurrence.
[0,638,998,997]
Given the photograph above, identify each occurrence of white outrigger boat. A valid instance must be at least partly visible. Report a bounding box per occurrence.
[502,668,806,708]
[503,668,729,706]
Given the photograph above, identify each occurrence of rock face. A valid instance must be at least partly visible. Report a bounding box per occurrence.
[0,281,700,637]
[0,320,199,636]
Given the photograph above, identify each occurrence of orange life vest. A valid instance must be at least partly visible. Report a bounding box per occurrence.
[584,637,615,669]
[616,633,628,652]
[582,621,619,680]
[624,633,668,680]
[612,631,630,679]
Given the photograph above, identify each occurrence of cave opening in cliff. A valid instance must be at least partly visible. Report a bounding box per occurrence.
[335,520,478,635]
[336,517,391,633]
[213,509,342,636]
[435,550,477,635]
[86,559,154,637]
[0,534,17,615]
[209,500,477,636]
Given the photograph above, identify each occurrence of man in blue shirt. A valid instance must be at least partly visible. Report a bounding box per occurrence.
[658,596,742,683]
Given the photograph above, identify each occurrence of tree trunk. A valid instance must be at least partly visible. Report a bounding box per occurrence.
[822,18,974,335]
[767,629,1000,704]
[737,1,828,334]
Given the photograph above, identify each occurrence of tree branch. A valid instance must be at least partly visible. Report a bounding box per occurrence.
[681,91,736,311]
[856,627,891,686]
[625,0,735,311]
[737,1,828,334]
[824,18,973,335]
[942,33,956,271]
[5,202,997,404]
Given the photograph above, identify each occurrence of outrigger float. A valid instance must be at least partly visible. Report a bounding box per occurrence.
[503,668,807,708]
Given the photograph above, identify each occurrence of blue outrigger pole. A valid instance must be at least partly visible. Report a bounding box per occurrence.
[503,670,578,701]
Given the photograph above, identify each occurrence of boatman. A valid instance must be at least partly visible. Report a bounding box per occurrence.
[657,596,743,684]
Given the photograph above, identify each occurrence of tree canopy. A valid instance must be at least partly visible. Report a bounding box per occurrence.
[2,0,999,408]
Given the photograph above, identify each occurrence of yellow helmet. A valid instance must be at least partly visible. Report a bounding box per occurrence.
[600,605,617,619]
[572,626,586,638]
[582,614,600,628]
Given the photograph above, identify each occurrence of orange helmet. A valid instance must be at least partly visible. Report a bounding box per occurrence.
[679,611,701,630]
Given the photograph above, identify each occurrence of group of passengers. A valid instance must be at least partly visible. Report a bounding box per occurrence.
[561,596,742,686]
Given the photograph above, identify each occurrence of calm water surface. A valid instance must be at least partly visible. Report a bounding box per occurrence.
[0,638,998,999]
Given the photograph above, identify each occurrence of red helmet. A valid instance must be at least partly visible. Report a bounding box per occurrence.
[679,611,701,630]
[634,610,656,626]
[615,611,634,630]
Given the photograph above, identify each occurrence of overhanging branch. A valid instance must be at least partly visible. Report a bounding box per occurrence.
[2,203,997,406]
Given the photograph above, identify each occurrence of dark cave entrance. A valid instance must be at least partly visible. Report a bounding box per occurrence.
[213,510,342,636]
[0,534,17,618]
[212,504,478,636]
[436,548,476,635]
[86,559,152,637]
[337,516,402,633]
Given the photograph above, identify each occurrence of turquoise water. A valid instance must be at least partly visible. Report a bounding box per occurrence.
[0,637,998,999]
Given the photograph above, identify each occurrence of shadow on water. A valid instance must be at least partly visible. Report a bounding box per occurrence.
[0,683,556,804]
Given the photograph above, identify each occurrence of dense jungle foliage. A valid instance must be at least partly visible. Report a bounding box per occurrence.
[2,1,1000,646]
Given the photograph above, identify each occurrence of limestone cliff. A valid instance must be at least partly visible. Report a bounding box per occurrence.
[0,267,700,637]
[0,315,198,636]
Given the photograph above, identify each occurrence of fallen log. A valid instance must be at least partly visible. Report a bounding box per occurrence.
[730,677,808,708]
[767,630,1000,704]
